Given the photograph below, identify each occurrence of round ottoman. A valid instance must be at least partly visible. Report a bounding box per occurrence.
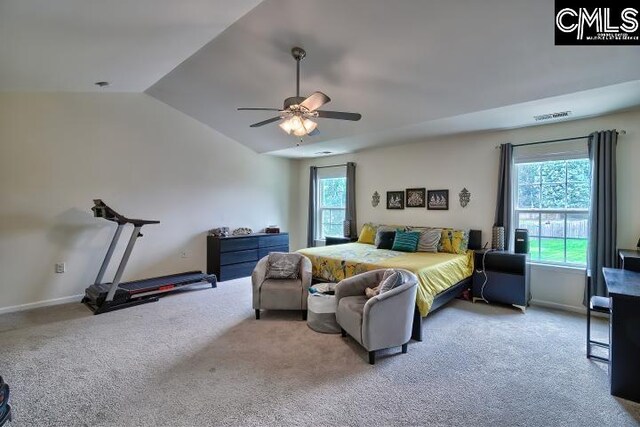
[307,285,340,334]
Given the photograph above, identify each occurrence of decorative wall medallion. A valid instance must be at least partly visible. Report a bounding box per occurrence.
[459,188,471,208]
[371,191,380,207]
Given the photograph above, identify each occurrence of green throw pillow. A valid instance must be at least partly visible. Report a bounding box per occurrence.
[392,231,420,252]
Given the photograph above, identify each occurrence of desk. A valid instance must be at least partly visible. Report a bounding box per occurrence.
[602,267,640,403]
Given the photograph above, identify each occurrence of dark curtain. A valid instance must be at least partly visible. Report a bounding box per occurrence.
[307,166,318,247]
[586,130,617,299]
[494,143,513,250]
[345,162,357,238]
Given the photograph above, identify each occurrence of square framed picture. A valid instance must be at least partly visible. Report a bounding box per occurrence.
[405,188,426,208]
[427,189,449,210]
[386,191,404,209]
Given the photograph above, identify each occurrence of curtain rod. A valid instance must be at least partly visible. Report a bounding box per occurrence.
[313,163,348,169]
[495,129,626,149]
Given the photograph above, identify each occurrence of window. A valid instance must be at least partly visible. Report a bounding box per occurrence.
[514,157,591,266]
[316,168,347,240]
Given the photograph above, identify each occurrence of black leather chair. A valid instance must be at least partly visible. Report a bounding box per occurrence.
[586,270,610,363]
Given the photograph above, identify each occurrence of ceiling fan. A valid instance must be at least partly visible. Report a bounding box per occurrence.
[238,47,362,138]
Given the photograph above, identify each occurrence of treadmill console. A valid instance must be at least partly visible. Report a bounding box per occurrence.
[92,199,122,223]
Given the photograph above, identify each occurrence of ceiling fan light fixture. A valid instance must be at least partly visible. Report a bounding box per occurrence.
[280,116,317,136]
[238,46,361,142]
[294,118,317,136]
[279,119,293,134]
[302,118,317,133]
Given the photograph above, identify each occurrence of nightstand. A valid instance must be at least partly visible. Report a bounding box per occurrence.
[325,236,357,246]
[472,250,531,313]
[618,249,640,272]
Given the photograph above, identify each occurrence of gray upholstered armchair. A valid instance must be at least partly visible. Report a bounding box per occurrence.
[252,253,312,320]
[335,269,418,364]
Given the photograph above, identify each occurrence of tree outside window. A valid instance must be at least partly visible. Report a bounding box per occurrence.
[318,177,346,239]
[515,158,590,266]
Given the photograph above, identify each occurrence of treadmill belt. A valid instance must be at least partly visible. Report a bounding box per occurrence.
[121,271,210,293]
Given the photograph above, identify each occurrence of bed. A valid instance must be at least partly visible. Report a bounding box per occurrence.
[297,229,482,341]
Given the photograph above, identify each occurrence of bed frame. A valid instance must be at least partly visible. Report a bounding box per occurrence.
[411,276,471,341]
[311,229,483,343]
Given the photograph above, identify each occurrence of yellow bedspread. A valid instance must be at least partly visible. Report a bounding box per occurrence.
[297,243,473,316]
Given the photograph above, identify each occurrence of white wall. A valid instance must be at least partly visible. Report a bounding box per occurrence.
[0,93,294,312]
[292,108,640,312]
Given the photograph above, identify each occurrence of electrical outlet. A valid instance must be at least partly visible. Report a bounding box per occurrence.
[55,263,66,273]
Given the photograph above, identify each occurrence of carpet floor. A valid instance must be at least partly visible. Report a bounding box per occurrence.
[0,278,638,427]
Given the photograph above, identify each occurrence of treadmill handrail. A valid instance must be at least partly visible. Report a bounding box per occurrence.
[92,199,160,226]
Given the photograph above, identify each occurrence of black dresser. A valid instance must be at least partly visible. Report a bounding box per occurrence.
[207,233,289,282]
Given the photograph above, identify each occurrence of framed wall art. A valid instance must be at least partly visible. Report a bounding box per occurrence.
[405,188,426,208]
[386,191,404,209]
[427,189,449,210]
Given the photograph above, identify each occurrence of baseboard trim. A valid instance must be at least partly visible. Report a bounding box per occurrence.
[530,299,586,315]
[0,294,83,315]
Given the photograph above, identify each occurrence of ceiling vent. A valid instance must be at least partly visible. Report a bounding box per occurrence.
[533,111,572,122]
[314,151,333,155]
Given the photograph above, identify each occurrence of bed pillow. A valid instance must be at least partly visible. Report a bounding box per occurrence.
[417,228,442,252]
[374,226,400,246]
[365,269,392,298]
[357,223,377,245]
[392,231,420,252]
[265,252,300,279]
[378,269,406,294]
[376,231,396,250]
[439,229,470,254]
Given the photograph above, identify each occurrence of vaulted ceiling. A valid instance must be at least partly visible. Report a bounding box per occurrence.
[0,0,262,91]
[2,0,640,157]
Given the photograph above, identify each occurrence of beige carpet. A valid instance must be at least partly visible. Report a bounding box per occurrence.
[0,278,638,426]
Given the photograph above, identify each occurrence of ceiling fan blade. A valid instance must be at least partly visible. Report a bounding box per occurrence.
[249,116,282,127]
[315,110,362,121]
[308,128,320,136]
[300,91,331,111]
[238,107,282,111]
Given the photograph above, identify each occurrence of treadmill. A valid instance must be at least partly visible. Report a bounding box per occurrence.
[82,200,216,314]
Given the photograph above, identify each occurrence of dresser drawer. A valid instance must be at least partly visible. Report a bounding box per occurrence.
[219,237,259,253]
[220,249,258,266]
[219,261,258,281]
[259,245,290,259]
[259,234,289,248]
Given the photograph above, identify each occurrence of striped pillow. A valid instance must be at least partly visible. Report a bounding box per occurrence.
[378,270,402,294]
[392,231,420,252]
[417,228,442,252]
